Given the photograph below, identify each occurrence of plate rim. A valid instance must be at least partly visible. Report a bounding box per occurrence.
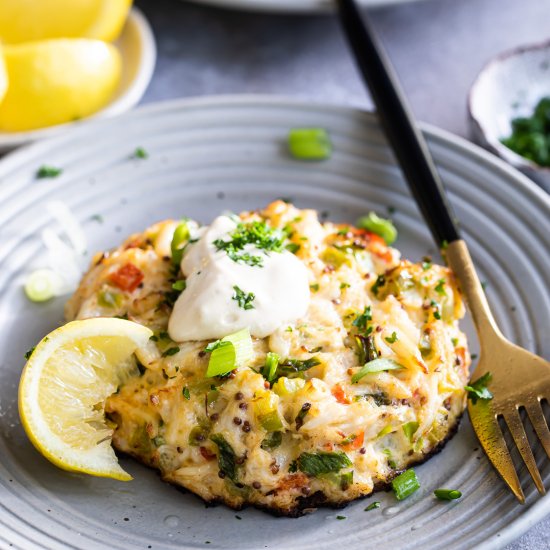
[0,6,157,151]
[0,94,549,549]
[183,0,433,15]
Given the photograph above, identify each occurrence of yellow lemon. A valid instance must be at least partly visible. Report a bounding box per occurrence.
[19,318,152,480]
[0,39,122,132]
[0,45,7,105]
[0,0,132,44]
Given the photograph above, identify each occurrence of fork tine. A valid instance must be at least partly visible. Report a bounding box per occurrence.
[525,402,550,460]
[468,401,525,503]
[503,409,545,495]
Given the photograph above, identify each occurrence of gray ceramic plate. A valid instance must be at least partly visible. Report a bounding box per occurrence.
[0,96,549,550]
[185,0,431,14]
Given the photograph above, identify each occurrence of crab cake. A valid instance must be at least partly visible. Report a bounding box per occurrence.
[65,200,470,516]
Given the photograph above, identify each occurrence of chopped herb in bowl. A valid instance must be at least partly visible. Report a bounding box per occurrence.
[500,97,550,167]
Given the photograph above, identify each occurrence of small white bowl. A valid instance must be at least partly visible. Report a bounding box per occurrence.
[0,7,156,153]
[468,40,550,193]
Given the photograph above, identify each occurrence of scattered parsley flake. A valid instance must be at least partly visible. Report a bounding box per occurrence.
[336,515,347,520]
[133,147,148,159]
[232,285,255,310]
[310,283,319,292]
[162,347,180,357]
[182,386,190,400]
[464,372,493,404]
[90,214,103,224]
[213,220,284,267]
[385,331,398,344]
[24,347,35,360]
[365,501,380,511]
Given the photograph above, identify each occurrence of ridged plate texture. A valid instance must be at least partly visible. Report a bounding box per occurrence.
[0,96,548,550]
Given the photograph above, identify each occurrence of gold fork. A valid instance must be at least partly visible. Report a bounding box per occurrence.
[447,241,550,502]
[337,0,550,502]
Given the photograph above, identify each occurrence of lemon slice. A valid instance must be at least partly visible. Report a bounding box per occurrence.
[0,0,132,44]
[0,45,7,106]
[0,39,121,132]
[19,318,152,480]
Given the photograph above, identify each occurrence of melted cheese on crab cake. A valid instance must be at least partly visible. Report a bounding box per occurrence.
[65,200,470,516]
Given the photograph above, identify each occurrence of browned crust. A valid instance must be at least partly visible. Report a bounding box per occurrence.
[115,412,463,518]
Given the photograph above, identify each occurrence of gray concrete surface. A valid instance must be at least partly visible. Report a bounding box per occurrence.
[134,0,550,547]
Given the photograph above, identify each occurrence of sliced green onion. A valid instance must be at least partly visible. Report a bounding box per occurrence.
[36,165,62,179]
[402,421,419,443]
[224,327,253,367]
[170,220,190,265]
[352,358,404,384]
[205,328,253,378]
[364,501,380,511]
[98,290,123,308]
[357,212,397,245]
[392,468,420,500]
[24,269,61,302]
[434,488,462,501]
[264,352,280,382]
[288,128,332,161]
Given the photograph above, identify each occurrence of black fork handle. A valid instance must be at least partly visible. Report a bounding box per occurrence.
[337,0,461,247]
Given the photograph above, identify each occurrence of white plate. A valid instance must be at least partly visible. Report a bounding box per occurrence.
[468,40,550,193]
[0,96,548,550]
[185,0,431,14]
[0,8,156,153]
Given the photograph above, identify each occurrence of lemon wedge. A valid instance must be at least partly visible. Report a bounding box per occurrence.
[0,39,122,132]
[0,0,132,44]
[0,46,7,105]
[19,318,152,480]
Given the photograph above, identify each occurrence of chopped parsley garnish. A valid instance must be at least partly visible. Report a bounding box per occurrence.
[295,402,311,430]
[162,347,180,357]
[210,433,238,482]
[464,372,493,404]
[365,502,380,511]
[182,386,190,400]
[384,331,398,344]
[260,431,282,450]
[232,285,255,310]
[371,275,386,296]
[133,147,148,159]
[90,214,104,224]
[310,283,320,292]
[434,279,447,296]
[213,220,284,267]
[296,451,352,476]
[352,306,372,332]
[340,282,350,290]
[430,300,442,320]
[336,516,347,520]
[500,97,550,167]
[24,347,35,360]
[271,357,321,382]
[36,165,62,179]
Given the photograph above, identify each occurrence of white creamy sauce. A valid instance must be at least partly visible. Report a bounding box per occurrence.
[168,216,310,342]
